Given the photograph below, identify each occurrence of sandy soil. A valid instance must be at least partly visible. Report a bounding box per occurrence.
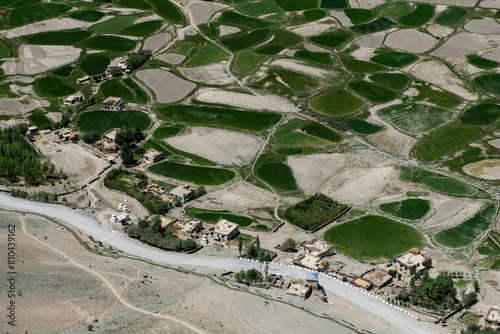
[3,44,81,75]
[287,17,339,37]
[421,198,483,230]
[3,17,97,38]
[488,138,500,149]
[354,31,386,48]
[482,50,500,62]
[180,61,236,85]
[447,57,483,76]
[271,58,342,81]
[188,1,228,24]
[136,69,196,103]
[47,112,63,123]
[158,52,186,64]
[430,32,489,57]
[0,98,44,115]
[144,32,172,53]
[218,25,241,37]
[399,0,475,4]
[464,19,500,34]
[472,271,500,323]
[426,24,454,38]
[480,0,500,9]
[463,159,500,180]
[287,154,346,195]
[329,10,353,27]
[385,29,437,53]
[410,60,476,100]
[166,127,263,166]
[193,89,295,113]
[303,43,330,53]
[366,125,417,158]
[350,45,375,61]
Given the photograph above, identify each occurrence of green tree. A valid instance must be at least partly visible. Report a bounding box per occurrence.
[463,292,478,307]
[235,270,246,282]
[281,238,296,251]
[246,268,263,285]
[238,237,243,255]
[120,143,135,165]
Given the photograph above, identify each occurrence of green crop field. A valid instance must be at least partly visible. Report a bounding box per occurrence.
[435,7,467,26]
[92,15,138,34]
[340,55,386,72]
[274,119,302,137]
[275,0,318,11]
[232,50,267,75]
[435,204,496,248]
[467,55,499,69]
[275,68,320,93]
[28,110,53,128]
[69,10,105,22]
[149,162,235,185]
[123,77,149,104]
[218,11,271,28]
[345,119,382,134]
[0,40,11,58]
[53,65,73,77]
[159,105,281,132]
[399,4,434,26]
[185,208,254,227]
[351,18,397,34]
[81,36,137,51]
[80,54,109,76]
[348,80,397,103]
[379,199,431,220]
[99,79,134,102]
[19,30,91,45]
[275,132,332,146]
[309,89,365,116]
[461,103,500,125]
[421,177,478,197]
[118,0,152,9]
[294,49,333,65]
[369,73,410,90]
[184,43,230,67]
[140,139,172,155]
[321,0,347,9]
[414,84,462,109]
[377,103,454,135]
[254,29,302,55]
[153,126,182,139]
[221,29,271,51]
[344,8,376,25]
[414,126,482,161]
[304,9,326,22]
[324,215,424,262]
[371,52,418,68]
[8,3,71,27]
[35,76,75,98]
[256,161,297,190]
[148,0,185,23]
[383,3,412,17]
[238,0,282,17]
[118,20,162,37]
[475,74,500,95]
[309,30,352,48]
[301,123,342,142]
[77,109,151,136]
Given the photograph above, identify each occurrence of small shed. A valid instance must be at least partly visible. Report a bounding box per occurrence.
[306,272,319,290]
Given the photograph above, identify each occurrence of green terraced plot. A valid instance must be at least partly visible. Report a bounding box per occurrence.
[0,40,11,58]
[275,0,318,11]
[351,18,396,34]
[256,162,297,190]
[344,8,376,25]
[379,199,431,220]
[123,77,148,104]
[254,29,302,54]
[461,103,500,125]
[348,80,397,103]
[435,7,467,26]
[340,55,385,72]
[232,50,267,75]
[184,43,230,67]
[276,147,303,155]
[69,10,105,22]
[159,105,281,132]
[377,103,454,135]
[19,30,91,45]
[77,109,151,136]
[309,89,365,116]
[275,69,320,93]
[99,79,134,102]
[80,54,109,75]
[369,73,410,90]
[321,0,347,9]
[309,30,352,48]
[53,65,73,77]
[238,0,282,17]
[301,123,342,142]
[475,74,500,95]
[35,77,75,98]
[187,209,254,227]
[275,132,332,146]
[294,50,333,65]
[221,29,271,51]
[275,119,302,137]
[118,20,162,37]
[345,119,382,134]
[399,4,434,26]
[218,11,271,28]
[324,215,424,262]
[435,204,496,248]
[304,9,326,22]
[8,3,71,27]
[28,110,52,128]
[118,0,151,9]
[149,162,235,185]
[467,55,499,70]
[415,126,482,162]
[153,126,182,139]
[81,36,137,51]
[148,0,184,24]
[414,85,462,108]
[92,15,138,34]
[422,177,478,197]
[371,52,418,68]
[383,3,412,17]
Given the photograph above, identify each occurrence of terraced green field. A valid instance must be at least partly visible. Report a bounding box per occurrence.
[218,11,271,28]
[414,126,482,161]
[153,126,182,139]
[294,50,333,65]
[35,77,75,98]
[122,78,149,104]
[344,8,376,24]
[99,79,134,102]
[275,69,320,92]
[0,40,12,58]
[159,105,281,132]
[379,199,431,220]
[19,30,91,45]
[8,3,71,27]
[77,110,151,136]
[340,55,386,72]
[274,0,318,11]
[81,36,137,51]
[238,0,282,17]
[324,215,424,262]
[348,80,397,103]
[435,7,467,26]
[304,9,326,22]
[345,119,382,134]
[274,119,302,137]
[461,103,500,125]
[309,89,365,116]
[232,50,267,75]
[118,20,162,37]
[435,204,496,248]
[275,132,332,146]
[377,103,454,135]
[184,43,230,67]
[185,208,255,227]
[69,10,105,22]
[475,74,500,95]
[118,0,152,9]
[351,18,397,34]
[148,0,185,24]
[421,177,478,197]
[321,0,347,8]
[221,29,271,51]
[149,162,235,185]
[371,52,418,68]
[467,55,499,69]
[399,4,434,26]
[369,73,410,90]
[301,123,342,142]
[53,66,73,77]
[309,30,352,48]
[28,110,53,128]
[92,15,138,34]
[256,161,297,190]
[80,54,110,75]
[384,3,412,17]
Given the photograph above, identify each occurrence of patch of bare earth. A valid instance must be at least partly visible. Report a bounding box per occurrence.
[136,69,196,103]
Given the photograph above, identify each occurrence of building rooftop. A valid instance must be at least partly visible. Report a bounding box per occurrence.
[394,252,427,268]
[354,278,371,288]
[306,272,318,282]
[144,148,163,159]
[170,185,192,197]
[486,308,500,324]
[302,238,334,257]
[365,270,393,288]
[161,218,175,228]
[214,219,238,235]
[103,96,124,104]
[299,254,321,270]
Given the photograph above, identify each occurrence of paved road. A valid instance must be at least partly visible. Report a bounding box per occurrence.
[0,193,441,334]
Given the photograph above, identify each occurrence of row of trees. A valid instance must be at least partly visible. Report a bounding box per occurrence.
[126,216,197,252]
[10,189,58,203]
[234,268,263,285]
[240,236,272,262]
[462,324,500,334]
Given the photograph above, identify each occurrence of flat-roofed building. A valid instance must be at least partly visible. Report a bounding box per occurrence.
[364,270,393,289]
[161,218,176,229]
[102,96,125,111]
[486,308,500,325]
[298,254,329,272]
[63,92,84,105]
[302,238,334,258]
[174,217,203,237]
[353,278,373,290]
[287,283,312,299]
[209,218,239,241]
[169,185,192,202]
[76,76,90,84]
[143,148,164,164]
[393,248,432,276]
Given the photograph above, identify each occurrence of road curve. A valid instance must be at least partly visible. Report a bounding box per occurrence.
[0,193,440,334]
